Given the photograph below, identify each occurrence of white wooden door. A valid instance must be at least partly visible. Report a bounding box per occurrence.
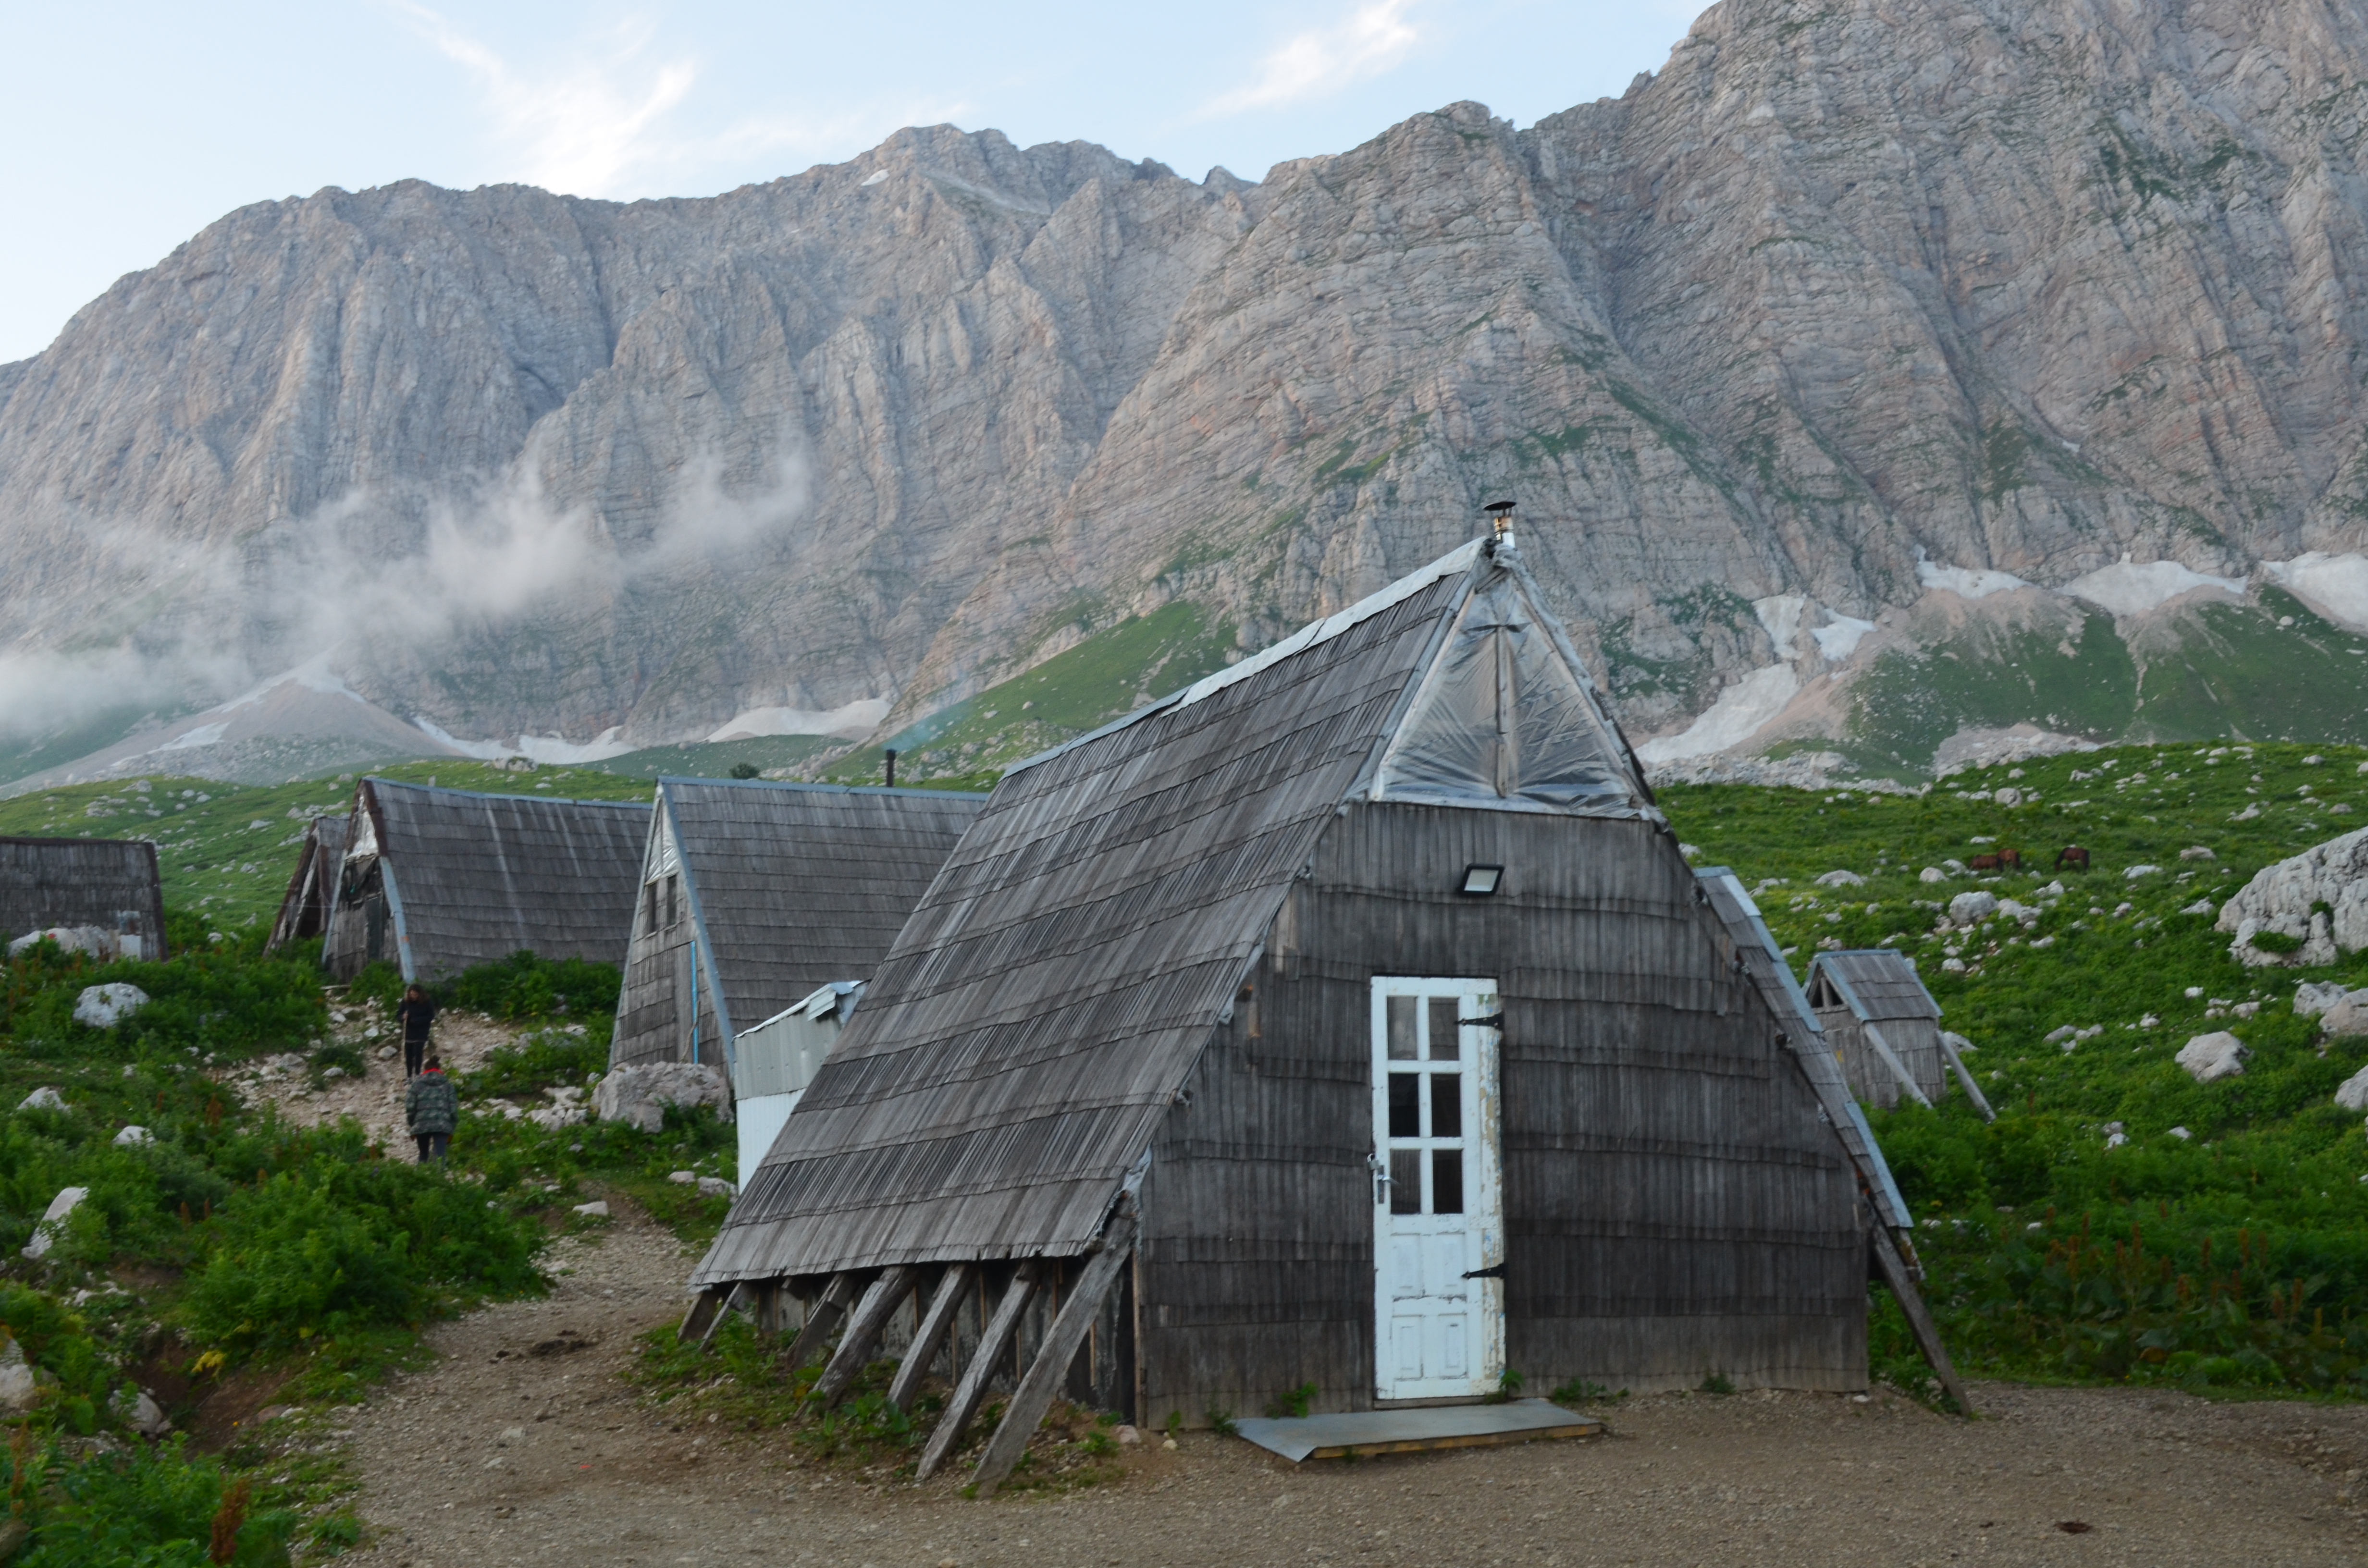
[1370,977,1504,1401]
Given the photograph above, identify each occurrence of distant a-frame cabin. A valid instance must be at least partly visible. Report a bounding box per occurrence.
[687,524,1966,1491]
[1,836,167,960]
[266,814,348,951]
[320,778,650,982]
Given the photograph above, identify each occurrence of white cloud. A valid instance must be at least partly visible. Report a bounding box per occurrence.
[1199,0,1423,118]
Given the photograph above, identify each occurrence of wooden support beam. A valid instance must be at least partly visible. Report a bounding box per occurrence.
[1936,1031,1995,1122]
[971,1197,1140,1497]
[809,1265,921,1409]
[1859,1020,1933,1109]
[696,1280,752,1350]
[915,1259,1045,1481]
[1870,1225,1974,1416]
[779,1272,864,1373]
[889,1263,976,1414]
[677,1288,722,1344]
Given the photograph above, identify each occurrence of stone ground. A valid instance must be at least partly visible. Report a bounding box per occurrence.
[330,1198,2368,1568]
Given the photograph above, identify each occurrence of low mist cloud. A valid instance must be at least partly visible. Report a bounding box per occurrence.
[0,429,812,748]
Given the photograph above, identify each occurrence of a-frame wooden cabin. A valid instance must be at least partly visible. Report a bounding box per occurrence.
[321,778,650,982]
[687,530,1965,1490]
[1807,948,1954,1110]
[608,779,986,1073]
[265,814,348,952]
[1,835,167,960]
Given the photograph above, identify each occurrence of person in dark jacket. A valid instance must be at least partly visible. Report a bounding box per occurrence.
[395,984,438,1078]
[405,1056,458,1164]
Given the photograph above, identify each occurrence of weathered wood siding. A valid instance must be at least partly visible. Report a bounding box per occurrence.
[0,836,166,953]
[1136,802,1866,1424]
[612,876,728,1069]
[1817,1006,1944,1108]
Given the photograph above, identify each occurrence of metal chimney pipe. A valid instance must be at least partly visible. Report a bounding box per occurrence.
[884,749,898,788]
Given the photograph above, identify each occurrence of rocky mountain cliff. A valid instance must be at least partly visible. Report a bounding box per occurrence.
[10,0,2368,784]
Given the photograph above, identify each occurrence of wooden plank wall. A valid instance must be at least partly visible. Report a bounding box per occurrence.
[1135,802,1865,1425]
[0,836,167,951]
[611,890,726,1069]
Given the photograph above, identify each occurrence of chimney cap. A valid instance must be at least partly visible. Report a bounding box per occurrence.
[1483,499,1516,513]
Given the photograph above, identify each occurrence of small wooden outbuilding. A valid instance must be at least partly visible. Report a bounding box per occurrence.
[608,779,986,1077]
[1,836,167,960]
[685,532,1965,1489]
[266,815,348,951]
[321,778,650,982]
[1806,949,1946,1109]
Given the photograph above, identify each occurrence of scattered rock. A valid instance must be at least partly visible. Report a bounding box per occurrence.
[2336,1066,2368,1113]
[16,1087,66,1114]
[1115,1424,1142,1445]
[1947,891,1998,923]
[668,1170,697,1185]
[2297,980,2355,1017]
[0,1337,52,1415]
[110,1384,172,1436]
[571,1200,610,1218]
[2218,825,2368,966]
[1814,870,1865,887]
[1918,867,1948,884]
[2324,995,2368,1039]
[2179,899,2216,915]
[6,926,118,960]
[2123,864,2160,880]
[2167,1126,2192,1140]
[593,1062,733,1133]
[2179,845,2216,861]
[377,1045,396,1060]
[2176,1032,2249,1083]
[1995,898,2036,923]
[112,1125,152,1147]
[73,983,150,1029]
[22,1186,87,1261]
[2045,1025,2076,1044]
[1940,1030,1975,1054]
[696,1177,736,1199]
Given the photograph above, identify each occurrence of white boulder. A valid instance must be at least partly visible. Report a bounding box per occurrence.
[2124,864,2161,880]
[592,1063,732,1133]
[21,1187,87,1261]
[1919,867,1948,884]
[110,1384,171,1437]
[667,1170,696,1184]
[0,1339,50,1416]
[2325,995,2368,1039]
[696,1176,737,1199]
[1815,870,1866,887]
[2336,1065,2368,1114]
[571,1200,610,1218]
[2217,825,2368,966]
[16,1088,65,1114]
[2176,1031,2250,1083]
[1948,891,1998,924]
[111,1126,152,1147]
[74,983,149,1029]
[2297,981,2355,1017]
[6,926,118,960]
[529,1086,589,1131]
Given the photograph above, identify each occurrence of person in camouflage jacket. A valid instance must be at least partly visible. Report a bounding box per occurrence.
[405,1056,458,1164]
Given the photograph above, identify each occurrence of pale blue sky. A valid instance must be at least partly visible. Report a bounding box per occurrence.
[0,1,1703,364]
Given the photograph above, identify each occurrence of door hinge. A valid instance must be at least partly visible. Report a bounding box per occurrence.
[1461,1013,1505,1030]
[1461,1262,1506,1280]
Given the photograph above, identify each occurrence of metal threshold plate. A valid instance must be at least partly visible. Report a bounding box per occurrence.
[1233,1398,1604,1462]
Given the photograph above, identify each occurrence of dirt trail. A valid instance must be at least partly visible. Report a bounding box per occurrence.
[218,1012,2368,1566]
[331,1201,2368,1568]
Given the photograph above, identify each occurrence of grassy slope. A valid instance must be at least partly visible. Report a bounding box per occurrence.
[1663,739,2368,1395]
[0,761,655,936]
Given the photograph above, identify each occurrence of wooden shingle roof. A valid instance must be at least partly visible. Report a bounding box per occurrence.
[0,835,166,946]
[1808,948,1942,1022]
[655,780,987,1041]
[694,538,1653,1285]
[355,779,651,980]
[1695,870,1911,1231]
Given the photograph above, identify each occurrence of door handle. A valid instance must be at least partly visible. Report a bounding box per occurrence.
[1367,1152,1390,1206]
[1462,1262,1506,1280]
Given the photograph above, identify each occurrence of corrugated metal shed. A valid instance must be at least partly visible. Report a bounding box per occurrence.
[267,815,348,950]
[610,782,985,1070]
[321,779,650,982]
[0,836,166,955]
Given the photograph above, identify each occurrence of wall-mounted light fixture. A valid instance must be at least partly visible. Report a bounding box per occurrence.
[1459,863,1504,896]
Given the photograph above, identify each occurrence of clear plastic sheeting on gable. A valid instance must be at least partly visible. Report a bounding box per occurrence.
[1375,569,1642,812]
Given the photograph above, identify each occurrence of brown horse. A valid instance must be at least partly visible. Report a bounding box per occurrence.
[1968,853,2002,872]
[2054,845,2091,872]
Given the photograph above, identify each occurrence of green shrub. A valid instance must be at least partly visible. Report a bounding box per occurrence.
[2247,929,2305,955]
[15,1437,294,1568]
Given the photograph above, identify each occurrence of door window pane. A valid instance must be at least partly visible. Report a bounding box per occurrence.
[1431,1149,1464,1214]
[1388,1074,1420,1138]
[1430,1075,1461,1138]
[1428,997,1460,1060]
[1390,1149,1423,1214]
[1386,995,1418,1059]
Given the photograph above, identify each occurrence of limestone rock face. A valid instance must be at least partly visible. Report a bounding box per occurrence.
[2217,827,2368,964]
[592,1063,732,1134]
[9,0,2368,753]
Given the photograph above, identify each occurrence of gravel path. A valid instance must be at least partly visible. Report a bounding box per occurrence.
[335,1202,2368,1568]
